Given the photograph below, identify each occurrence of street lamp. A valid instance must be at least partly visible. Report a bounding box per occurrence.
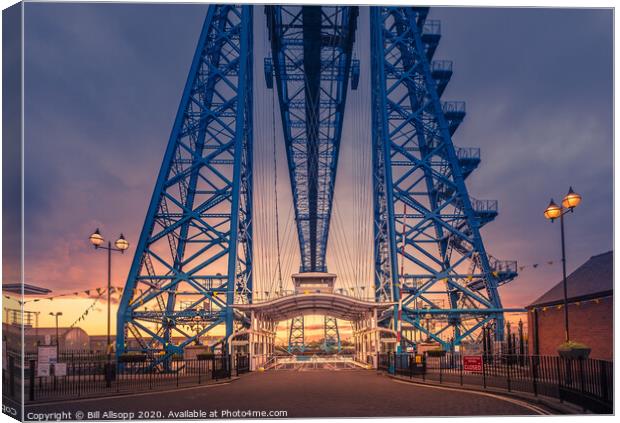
[49,312,63,347]
[543,186,582,343]
[89,229,130,357]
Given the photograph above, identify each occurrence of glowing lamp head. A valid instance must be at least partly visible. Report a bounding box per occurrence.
[89,228,104,247]
[115,234,129,251]
[562,186,582,209]
[544,199,562,221]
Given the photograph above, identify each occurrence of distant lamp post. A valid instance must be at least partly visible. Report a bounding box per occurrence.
[543,187,582,343]
[89,229,130,357]
[424,308,432,343]
[49,312,63,347]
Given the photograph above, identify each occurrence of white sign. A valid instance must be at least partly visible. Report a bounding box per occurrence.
[38,345,58,365]
[37,364,50,377]
[37,345,57,377]
[54,363,67,377]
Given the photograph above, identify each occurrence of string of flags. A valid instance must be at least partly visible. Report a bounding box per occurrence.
[3,286,125,305]
[69,291,106,329]
[517,259,560,272]
[1,257,563,307]
[529,296,608,313]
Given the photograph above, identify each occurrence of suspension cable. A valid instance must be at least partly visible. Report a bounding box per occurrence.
[272,72,284,295]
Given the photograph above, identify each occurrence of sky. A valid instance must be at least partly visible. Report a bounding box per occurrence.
[5,3,613,336]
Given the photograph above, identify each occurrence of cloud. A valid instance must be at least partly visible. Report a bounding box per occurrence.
[20,4,613,313]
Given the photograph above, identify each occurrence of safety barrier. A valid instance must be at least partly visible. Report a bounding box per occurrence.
[379,352,613,414]
[2,353,249,403]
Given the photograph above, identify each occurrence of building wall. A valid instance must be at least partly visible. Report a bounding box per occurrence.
[528,296,612,361]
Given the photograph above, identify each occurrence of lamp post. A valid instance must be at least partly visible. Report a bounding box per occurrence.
[89,229,129,358]
[49,312,63,347]
[424,308,432,343]
[543,186,582,343]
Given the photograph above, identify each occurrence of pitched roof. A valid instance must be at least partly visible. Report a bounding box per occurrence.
[528,251,613,307]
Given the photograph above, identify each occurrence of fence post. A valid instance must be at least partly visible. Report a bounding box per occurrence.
[482,355,486,389]
[28,359,35,401]
[506,355,511,392]
[459,354,463,386]
[600,360,609,402]
[439,355,443,384]
[116,362,120,393]
[409,354,413,379]
[176,361,180,388]
[105,362,112,388]
[8,356,15,398]
[531,356,538,397]
[578,358,586,412]
[556,357,563,403]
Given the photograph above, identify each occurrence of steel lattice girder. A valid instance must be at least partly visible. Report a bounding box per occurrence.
[116,5,254,365]
[288,316,305,353]
[266,5,359,272]
[370,6,516,349]
[323,316,341,352]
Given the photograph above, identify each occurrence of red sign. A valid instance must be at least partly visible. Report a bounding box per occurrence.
[463,355,483,372]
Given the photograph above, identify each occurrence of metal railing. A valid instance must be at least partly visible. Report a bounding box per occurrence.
[380,352,613,414]
[3,353,250,403]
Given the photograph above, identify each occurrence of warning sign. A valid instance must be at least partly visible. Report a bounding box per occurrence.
[463,355,483,372]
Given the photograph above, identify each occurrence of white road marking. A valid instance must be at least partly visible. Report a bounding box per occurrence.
[391,378,551,415]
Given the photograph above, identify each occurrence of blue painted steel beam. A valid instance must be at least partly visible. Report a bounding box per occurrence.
[370,6,516,348]
[266,5,359,273]
[116,5,253,366]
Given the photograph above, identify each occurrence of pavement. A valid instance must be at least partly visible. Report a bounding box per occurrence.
[23,370,557,419]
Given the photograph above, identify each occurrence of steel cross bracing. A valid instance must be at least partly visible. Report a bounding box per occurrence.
[265,5,359,273]
[265,5,359,352]
[323,316,341,353]
[116,5,254,366]
[118,5,518,360]
[370,7,517,349]
[288,316,306,353]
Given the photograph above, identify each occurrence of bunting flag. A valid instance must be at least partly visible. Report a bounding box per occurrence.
[517,259,560,272]
[530,295,609,313]
[3,285,129,305]
[68,290,106,329]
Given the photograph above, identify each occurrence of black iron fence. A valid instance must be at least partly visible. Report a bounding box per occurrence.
[380,352,613,414]
[2,353,250,403]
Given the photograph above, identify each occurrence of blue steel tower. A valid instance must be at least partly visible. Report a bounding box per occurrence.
[370,7,516,348]
[116,5,254,365]
[265,5,358,353]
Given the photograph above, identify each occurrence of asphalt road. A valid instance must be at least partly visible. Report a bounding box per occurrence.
[25,370,550,420]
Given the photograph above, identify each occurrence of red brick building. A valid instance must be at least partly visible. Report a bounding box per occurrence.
[527,251,613,361]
